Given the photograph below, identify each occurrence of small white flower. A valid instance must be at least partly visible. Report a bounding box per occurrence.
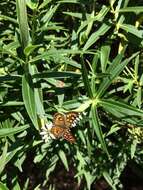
[40,122,55,142]
[44,122,53,130]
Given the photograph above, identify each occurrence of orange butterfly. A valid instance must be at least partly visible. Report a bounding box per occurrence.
[50,112,81,143]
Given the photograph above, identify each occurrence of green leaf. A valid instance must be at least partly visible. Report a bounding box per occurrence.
[16,0,30,49]
[0,101,24,107]
[63,11,83,19]
[106,124,121,136]
[38,0,52,9]
[100,45,111,72]
[131,139,138,159]
[100,98,143,118]
[103,171,117,190]
[77,5,110,34]
[58,0,81,3]
[0,75,21,83]
[6,146,23,165]
[117,7,143,14]
[90,105,109,157]
[80,56,93,98]
[12,176,21,190]
[0,15,17,24]
[0,182,9,190]
[83,23,111,51]
[41,4,59,24]
[23,178,29,190]
[58,150,69,171]
[24,44,41,57]
[137,87,141,108]
[84,172,96,190]
[29,49,93,63]
[0,142,8,175]
[33,71,81,79]
[14,152,26,172]
[96,51,139,98]
[0,125,29,138]
[76,150,86,167]
[77,5,109,34]
[26,0,39,10]
[22,74,38,128]
[34,185,41,190]
[32,66,45,117]
[119,24,143,38]
[134,55,139,79]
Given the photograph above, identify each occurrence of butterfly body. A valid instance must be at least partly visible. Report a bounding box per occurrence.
[50,112,80,143]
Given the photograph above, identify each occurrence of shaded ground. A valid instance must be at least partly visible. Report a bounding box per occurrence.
[7,152,143,190]
[20,157,143,190]
[120,161,143,190]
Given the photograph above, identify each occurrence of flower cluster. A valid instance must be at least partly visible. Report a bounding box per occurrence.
[40,122,55,142]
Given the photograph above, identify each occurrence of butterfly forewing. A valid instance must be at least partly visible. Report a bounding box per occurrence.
[65,112,80,128]
[53,113,65,127]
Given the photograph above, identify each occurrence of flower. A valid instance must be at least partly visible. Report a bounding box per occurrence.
[40,122,55,142]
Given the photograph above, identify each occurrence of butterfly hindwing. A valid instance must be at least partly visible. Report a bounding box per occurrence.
[50,126,75,143]
[63,129,75,143]
[50,126,65,138]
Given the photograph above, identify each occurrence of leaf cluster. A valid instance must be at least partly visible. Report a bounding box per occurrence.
[0,0,143,189]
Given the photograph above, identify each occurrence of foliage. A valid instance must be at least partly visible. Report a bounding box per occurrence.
[0,0,143,189]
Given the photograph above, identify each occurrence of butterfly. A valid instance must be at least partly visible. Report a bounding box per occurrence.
[49,112,81,143]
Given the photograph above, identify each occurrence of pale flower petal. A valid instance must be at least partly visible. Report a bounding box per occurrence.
[40,122,55,142]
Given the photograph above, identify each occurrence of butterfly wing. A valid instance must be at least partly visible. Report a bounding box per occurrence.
[50,126,75,143]
[65,112,80,128]
[63,129,75,143]
[50,126,65,138]
[53,113,65,128]
[50,112,80,143]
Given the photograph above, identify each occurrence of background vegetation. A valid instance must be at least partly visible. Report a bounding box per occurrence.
[0,0,143,189]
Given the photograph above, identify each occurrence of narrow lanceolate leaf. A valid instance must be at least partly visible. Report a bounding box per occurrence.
[32,71,81,79]
[100,99,143,118]
[117,7,143,14]
[58,150,69,171]
[100,104,142,126]
[41,4,59,24]
[91,105,109,157]
[137,87,142,108]
[0,142,8,175]
[77,6,110,34]
[16,0,30,49]
[83,23,111,51]
[131,139,137,159]
[30,65,45,117]
[81,56,93,98]
[96,51,139,98]
[103,171,117,190]
[0,125,29,138]
[0,14,18,24]
[22,74,38,128]
[100,45,111,72]
[119,24,143,38]
[12,176,21,190]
